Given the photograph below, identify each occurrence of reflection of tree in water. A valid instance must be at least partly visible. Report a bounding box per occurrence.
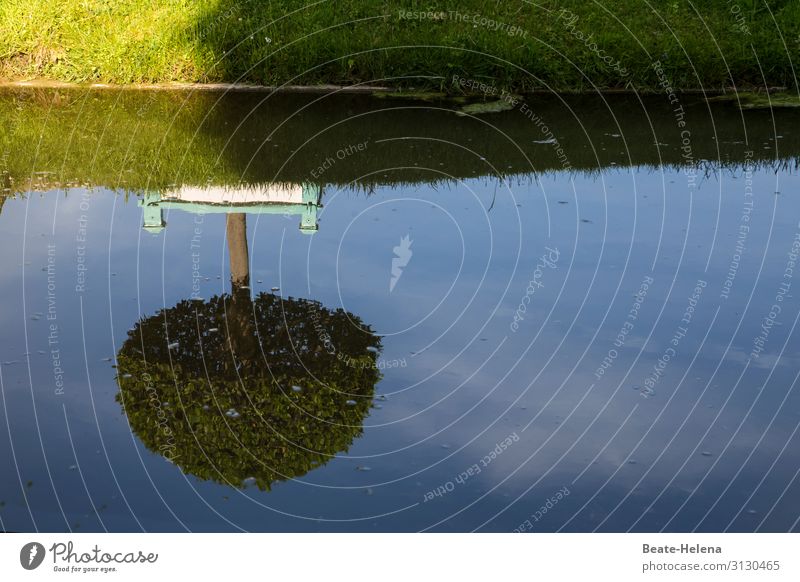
[116,214,382,491]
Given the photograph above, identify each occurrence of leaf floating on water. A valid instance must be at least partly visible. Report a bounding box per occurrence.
[457,99,517,116]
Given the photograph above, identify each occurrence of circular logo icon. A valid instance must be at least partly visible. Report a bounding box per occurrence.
[20,542,46,570]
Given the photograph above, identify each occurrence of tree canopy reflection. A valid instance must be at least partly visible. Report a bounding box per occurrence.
[115,214,382,491]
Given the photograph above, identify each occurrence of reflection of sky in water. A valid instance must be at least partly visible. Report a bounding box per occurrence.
[1,164,800,532]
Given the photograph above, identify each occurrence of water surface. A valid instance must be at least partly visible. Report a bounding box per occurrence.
[1,89,799,532]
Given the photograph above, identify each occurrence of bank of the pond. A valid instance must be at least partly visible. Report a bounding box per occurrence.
[1,1,798,93]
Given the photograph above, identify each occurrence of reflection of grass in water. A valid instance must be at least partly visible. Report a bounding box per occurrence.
[116,292,382,491]
[0,88,240,193]
[0,1,798,91]
[1,87,799,207]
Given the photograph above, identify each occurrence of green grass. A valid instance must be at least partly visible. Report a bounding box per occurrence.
[0,1,798,92]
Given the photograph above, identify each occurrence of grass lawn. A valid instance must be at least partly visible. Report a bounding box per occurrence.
[0,1,798,92]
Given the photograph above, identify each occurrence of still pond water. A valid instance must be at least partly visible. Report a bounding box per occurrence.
[0,89,799,531]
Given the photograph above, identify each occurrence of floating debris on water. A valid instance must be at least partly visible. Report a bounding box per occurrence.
[242,477,257,487]
[356,466,371,472]
[271,287,280,291]
[701,451,714,457]
[457,99,517,116]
